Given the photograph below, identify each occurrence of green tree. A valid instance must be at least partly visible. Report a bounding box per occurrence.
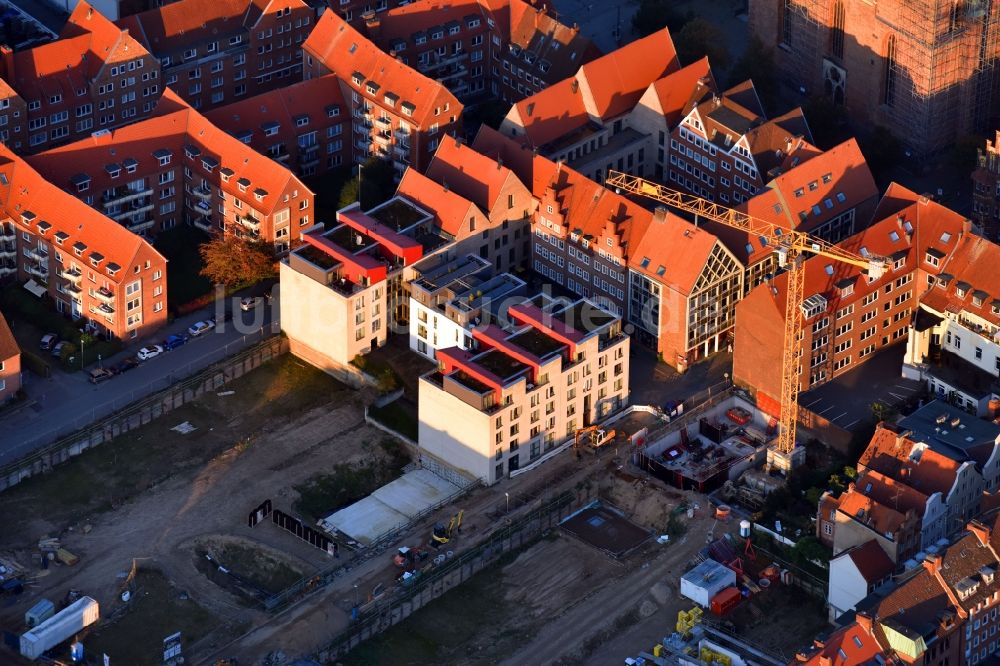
[675,18,730,70]
[338,158,397,210]
[791,536,831,565]
[199,234,276,287]
[728,36,778,115]
[631,0,691,39]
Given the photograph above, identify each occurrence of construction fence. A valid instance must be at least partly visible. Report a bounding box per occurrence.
[0,335,288,492]
[310,488,591,662]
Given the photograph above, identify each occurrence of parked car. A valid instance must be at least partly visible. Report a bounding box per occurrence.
[39,333,58,351]
[240,296,261,311]
[113,357,139,374]
[136,345,163,361]
[50,341,68,358]
[163,334,187,350]
[187,320,216,337]
[88,368,115,384]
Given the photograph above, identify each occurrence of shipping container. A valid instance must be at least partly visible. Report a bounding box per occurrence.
[680,560,737,607]
[20,596,99,660]
[710,586,742,615]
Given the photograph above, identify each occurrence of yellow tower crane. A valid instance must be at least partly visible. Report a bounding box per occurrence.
[606,171,888,463]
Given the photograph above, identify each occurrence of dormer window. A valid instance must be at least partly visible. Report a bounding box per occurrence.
[957,283,970,298]
[262,122,280,137]
[973,291,987,307]
[351,72,365,86]
[294,115,309,127]
[237,177,250,193]
[153,148,172,166]
[925,248,944,267]
[365,82,380,95]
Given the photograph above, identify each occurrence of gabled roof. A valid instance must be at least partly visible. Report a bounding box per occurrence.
[837,486,912,537]
[575,27,678,120]
[396,168,479,237]
[119,0,302,52]
[304,10,460,130]
[0,143,161,280]
[645,56,715,128]
[0,313,19,363]
[1,1,150,103]
[504,0,597,80]
[855,469,930,518]
[920,232,1000,329]
[628,210,720,295]
[746,107,814,178]
[935,529,1000,611]
[795,620,887,666]
[507,27,678,147]
[842,539,895,584]
[29,89,307,217]
[869,568,957,647]
[425,135,518,212]
[204,75,346,146]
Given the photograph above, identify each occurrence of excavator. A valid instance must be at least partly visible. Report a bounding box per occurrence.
[573,425,619,457]
[429,510,464,547]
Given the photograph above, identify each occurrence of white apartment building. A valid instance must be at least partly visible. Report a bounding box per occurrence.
[419,297,629,484]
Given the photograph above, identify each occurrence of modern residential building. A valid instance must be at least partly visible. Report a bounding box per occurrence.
[280,199,451,369]
[0,314,21,403]
[749,0,1000,157]
[498,27,679,182]
[419,296,629,484]
[734,183,971,410]
[972,131,1000,242]
[362,0,597,105]
[205,75,348,178]
[0,1,161,154]
[826,539,894,622]
[903,229,1000,416]
[408,252,526,360]
[27,90,314,250]
[0,144,168,341]
[118,0,313,111]
[303,10,463,175]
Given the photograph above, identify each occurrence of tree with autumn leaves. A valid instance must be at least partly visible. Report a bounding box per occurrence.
[199,233,277,287]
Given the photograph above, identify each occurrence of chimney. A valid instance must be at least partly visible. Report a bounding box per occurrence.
[924,553,943,576]
[0,45,12,81]
[819,656,832,666]
[856,612,873,634]
[497,157,503,170]
[653,206,667,222]
[968,519,991,546]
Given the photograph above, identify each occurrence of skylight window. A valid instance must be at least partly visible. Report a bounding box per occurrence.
[889,231,900,242]
[941,232,952,243]
[824,264,834,275]
[836,192,846,203]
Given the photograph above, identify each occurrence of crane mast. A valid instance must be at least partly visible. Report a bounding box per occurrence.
[606,171,886,462]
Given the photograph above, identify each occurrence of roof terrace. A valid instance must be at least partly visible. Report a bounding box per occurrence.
[508,327,565,359]
[367,197,431,232]
[553,300,616,334]
[294,243,340,270]
[326,224,378,253]
[473,349,530,382]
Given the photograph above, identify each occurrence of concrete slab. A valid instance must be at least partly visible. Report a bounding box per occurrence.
[318,468,462,546]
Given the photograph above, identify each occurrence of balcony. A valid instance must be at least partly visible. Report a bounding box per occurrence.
[299,148,319,167]
[102,186,152,207]
[375,116,392,127]
[355,139,371,152]
[92,302,115,315]
[25,247,49,263]
[58,266,82,282]
[111,200,153,220]
[25,262,48,280]
[190,185,212,200]
[238,215,261,231]
[393,142,410,156]
[193,199,212,215]
[0,241,14,259]
[0,224,14,240]
[94,286,115,302]
[374,131,391,145]
[60,279,81,295]
[193,216,213,232]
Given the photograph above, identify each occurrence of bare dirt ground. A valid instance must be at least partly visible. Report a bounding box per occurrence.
[0,357,405,664]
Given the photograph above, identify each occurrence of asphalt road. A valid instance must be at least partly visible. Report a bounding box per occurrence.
[0,295,278,466]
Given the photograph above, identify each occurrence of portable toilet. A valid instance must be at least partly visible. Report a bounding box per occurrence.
[25,600,54,628]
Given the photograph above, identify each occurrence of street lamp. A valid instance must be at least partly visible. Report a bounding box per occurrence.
[353,584,359,607]
[505,492,510,514]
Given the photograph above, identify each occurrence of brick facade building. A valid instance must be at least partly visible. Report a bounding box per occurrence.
[119,0,313,112]
[973,131,1000,243]
[0,2,161,154]
[749,0,1000,157]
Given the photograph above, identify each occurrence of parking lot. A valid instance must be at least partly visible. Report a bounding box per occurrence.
[799,344,925,430]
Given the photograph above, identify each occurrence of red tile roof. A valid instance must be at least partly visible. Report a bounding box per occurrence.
[508,27,678,146]
[0,313,18,363]
[627,211,720,295]
[919,232,1000,329]
[425,135,518,212]
[646,57,715,128]
[795,620,887,666]
[304,11,461,130]
[844,539,895,584]
[29,89,308,217]
[869,567,958,647]
[0,143,162,281]
[837,486,911,537]
[2,2,150,101]
[119,0,301,51]
[855,470,930,518]
[204,74,346,145]
[396,168,479,237]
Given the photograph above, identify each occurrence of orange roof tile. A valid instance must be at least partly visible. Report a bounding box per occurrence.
[0,144,162,281]
[919,233,1000,329]
[507,77,590,148]
[855,470,930,518]
[869,568,957,647]
[647,57,715,128]
[396,168,479,237]
[425,135,517,212]
[504,0,597,80]
[837,487,910,536]
[0,312,18,363]
[29,89,308,217]
[204,75,346,145]
[3,1,150,102]
[576,27,678,119]
[628,210,720,295]
[118,0,290,52]
[304,11,461,130]
[796,620,887,666]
